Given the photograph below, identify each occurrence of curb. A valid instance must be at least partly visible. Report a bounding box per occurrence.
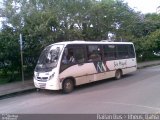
[0,88,36,100]
[137,63,160,69]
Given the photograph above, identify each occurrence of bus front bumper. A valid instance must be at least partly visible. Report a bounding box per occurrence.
[33,79,61,90]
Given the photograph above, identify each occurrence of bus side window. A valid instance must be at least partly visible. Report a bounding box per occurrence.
[62,48,68,64]
[128,45,135,58]
[62,46,86,64]
[104,44,116,60]
[74,47,86,63]
[62,47,75,64]
[117,45,129,59]
[87,45,101,61]
[68,50,75,63]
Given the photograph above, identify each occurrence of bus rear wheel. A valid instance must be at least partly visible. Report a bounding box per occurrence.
[62,79,74,93]
[115,70,122,80]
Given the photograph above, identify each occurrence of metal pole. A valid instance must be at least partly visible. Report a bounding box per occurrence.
[20,34,24,84]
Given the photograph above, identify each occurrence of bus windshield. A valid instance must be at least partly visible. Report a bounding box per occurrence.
[35,44,64,72]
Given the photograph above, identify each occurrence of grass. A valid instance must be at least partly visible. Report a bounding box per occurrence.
[0,70,33,85]
[0,78,10,84]
[0,75,21,85]
[137,56,160,62]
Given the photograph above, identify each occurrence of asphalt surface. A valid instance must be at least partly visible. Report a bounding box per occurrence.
[0,65,160,114]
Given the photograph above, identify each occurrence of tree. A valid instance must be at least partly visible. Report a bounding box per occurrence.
[2,0,158,82]
[0,26,20,81]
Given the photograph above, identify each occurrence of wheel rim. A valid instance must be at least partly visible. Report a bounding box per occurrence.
[65,81,72,90]
[63,80,73,93]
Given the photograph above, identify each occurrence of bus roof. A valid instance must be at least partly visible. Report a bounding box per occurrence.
[53,40,134,46]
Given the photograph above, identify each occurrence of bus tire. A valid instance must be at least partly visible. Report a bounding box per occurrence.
[115,69,122,80]
[62,78,74,93]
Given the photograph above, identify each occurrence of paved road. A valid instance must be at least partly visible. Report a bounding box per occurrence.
[1,65,160,114]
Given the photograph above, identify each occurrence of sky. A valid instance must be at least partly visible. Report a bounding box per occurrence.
[124,0,160,14]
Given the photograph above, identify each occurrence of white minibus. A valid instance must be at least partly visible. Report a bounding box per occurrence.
[34,41,137,93]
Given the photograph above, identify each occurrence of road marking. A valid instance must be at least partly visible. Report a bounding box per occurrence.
[97,101,160,111]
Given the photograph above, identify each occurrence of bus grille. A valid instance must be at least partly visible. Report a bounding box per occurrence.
[37,77,48,82]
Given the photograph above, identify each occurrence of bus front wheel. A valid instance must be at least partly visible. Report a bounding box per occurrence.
[62,79,74,93]
[115,70,122,80]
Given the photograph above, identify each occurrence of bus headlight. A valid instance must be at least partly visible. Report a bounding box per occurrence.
[49,73,55,81]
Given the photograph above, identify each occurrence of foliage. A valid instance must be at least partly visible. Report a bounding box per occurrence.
[133,14,160,61]
[0,26,20,81]
[0,0,160,83]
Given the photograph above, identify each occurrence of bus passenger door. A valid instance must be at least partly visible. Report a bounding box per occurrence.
[60,45,89,85]
[73,45,89,85]
[86,44,103,82]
